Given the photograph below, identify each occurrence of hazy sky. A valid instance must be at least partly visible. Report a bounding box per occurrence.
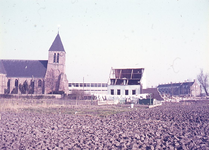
[0,0,209,87]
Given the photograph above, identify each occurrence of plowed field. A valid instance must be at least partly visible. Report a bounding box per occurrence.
[0,99,209,149]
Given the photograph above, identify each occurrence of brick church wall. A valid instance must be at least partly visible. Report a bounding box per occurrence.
[3,77,45,95]
[0,74,7,94]
[45,51,69,94]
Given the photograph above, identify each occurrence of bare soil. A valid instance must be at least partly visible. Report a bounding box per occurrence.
[0,99,209,149]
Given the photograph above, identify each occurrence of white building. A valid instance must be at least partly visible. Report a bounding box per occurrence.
[69,82,108,95]
[107,67,146,97]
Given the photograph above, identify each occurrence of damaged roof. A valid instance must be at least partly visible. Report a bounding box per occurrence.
[112,68,144,79]
[157,83,182,88]
[109,68,144,85]
[0,60,48,78]
[157,82,194,88]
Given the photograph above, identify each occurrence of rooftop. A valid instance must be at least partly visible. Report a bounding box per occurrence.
[49,33,65,52]
[0,59,48,78]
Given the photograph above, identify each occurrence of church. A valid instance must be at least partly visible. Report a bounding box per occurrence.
[0,33,69,95]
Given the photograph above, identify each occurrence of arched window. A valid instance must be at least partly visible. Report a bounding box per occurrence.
[7,79,10,89]
[57,53,59,63]
[30,80,34,88]
[15,79,18,87]
[23,80,28,94]
[53,53,56,63]
[38,79,42,87]
[29,80,35,94]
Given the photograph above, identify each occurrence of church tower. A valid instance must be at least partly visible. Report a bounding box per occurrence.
[45,33,69,94]
[47,33,66,73]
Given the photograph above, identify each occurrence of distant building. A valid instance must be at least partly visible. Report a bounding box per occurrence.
[0,33,69,95]
[157,80,201,97]
[68,82,108,95]
[107,68,145,96]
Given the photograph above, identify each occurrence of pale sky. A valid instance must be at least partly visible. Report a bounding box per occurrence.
[0,0,209,87]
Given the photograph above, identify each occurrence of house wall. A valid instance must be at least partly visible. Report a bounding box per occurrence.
[190,81,201,97]
[140,69,147,89]
[107,85,141,96]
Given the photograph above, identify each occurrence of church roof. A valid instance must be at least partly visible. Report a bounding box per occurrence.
[0,60,48,78]
[49,33,65,52]
[0,60,6,74]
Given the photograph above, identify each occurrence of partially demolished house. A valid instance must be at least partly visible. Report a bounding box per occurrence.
[157,80,201,98]
[107,68,145,96]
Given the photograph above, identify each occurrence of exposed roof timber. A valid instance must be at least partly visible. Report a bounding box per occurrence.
[114,79,117,85]
[119,69,122,78]
[112,67,144,70]
[131,69,133,79]
[108,67,144,85]
[110,78,141,80]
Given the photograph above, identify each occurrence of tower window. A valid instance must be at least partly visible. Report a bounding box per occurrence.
[53,53,56,63]
[57,53,59,63]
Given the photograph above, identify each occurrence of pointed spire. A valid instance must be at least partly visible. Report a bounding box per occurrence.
[49,33,65,52]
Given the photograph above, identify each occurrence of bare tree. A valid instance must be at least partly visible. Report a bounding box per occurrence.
[197,69,209,96]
